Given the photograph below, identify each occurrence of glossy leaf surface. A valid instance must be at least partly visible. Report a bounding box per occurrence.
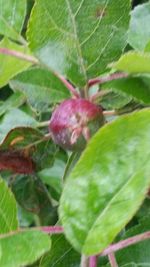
[60,109,150,255]
[0,177,18,234]
[0,38,31,88]
[111,52,150,74]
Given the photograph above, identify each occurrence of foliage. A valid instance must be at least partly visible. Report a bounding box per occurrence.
[0,0,150,266]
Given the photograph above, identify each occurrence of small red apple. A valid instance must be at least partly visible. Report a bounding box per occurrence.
[49,98,104,151]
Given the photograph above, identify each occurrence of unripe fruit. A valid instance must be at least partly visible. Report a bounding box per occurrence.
[49,98,104,151]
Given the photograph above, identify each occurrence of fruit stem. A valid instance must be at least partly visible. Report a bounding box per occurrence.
[103,110,117,116]
[88,72,128,88]
[108,253,118,267]
[100,231,150,256]
[89,255,98,267]
[80,255,89,267]
[37,121,50,128]
[0,47,39,64]
[54,72,81,98]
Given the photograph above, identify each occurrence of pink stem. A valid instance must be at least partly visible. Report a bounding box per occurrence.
[0,47,38,64]
[89,255,98,267]
[108,253,118,267]
[54,72,80,98]
[100,231,150,256]
[40,226,64,234]
[88,72,128,87]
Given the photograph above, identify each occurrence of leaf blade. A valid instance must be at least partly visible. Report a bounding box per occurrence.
[0,230,51,267]
[27,0,130,86]
[59,109,150,255]
[0,177,18,234]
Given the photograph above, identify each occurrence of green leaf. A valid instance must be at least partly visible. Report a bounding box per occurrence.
[0,108,38,144]
[101,76,150,104]
[0,230,51,267]
[59,109,150,255]
[0,38,32,88]
[10,67,70,112]
[0,177,18,234]
[0,92,25,117]
[39,234,80,267]
[38,159,65,196]
[0,0,26,42]
[27,0,130,87]
[144,40,150,52]
[128,2,150,51]
[111,51,150,74]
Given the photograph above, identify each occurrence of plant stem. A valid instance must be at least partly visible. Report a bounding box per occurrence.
[108,253,118,267]
[90,90,110,102]
[37,120,50,128]
[39,226,64,234]
[0,47,39,64]
[54,72,80,98]
[80,255,89,267]
[103,110,117,116]
[100,231,150,256]
[89,255,98,267]
[88,72,128,88]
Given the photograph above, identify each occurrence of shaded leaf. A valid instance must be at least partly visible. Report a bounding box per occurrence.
[32,139,57,171]
[59,109,150,255]
[0,126,43,150]
[38,159,65,197]
[0,230,51,267]
[39,234,80,267]
[10,67,70,112]
[0,177,18,234]
[0,108,38,144]
[128,2,150,51]
[101,76,150,104]
[0,0,26,41]
[100,91,132,110]
[0,38,32,88]
[27,0,130,86]
[10,174,58,225]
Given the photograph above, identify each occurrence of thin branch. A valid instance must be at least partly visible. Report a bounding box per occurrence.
[89,255,98,267]
[108,253,118,267]
[100,231,150,256]
[39,226,64,234]
[0,47,39,64]
[54,72,80,98]
[80,255,89,267]
[88,72,128,88]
